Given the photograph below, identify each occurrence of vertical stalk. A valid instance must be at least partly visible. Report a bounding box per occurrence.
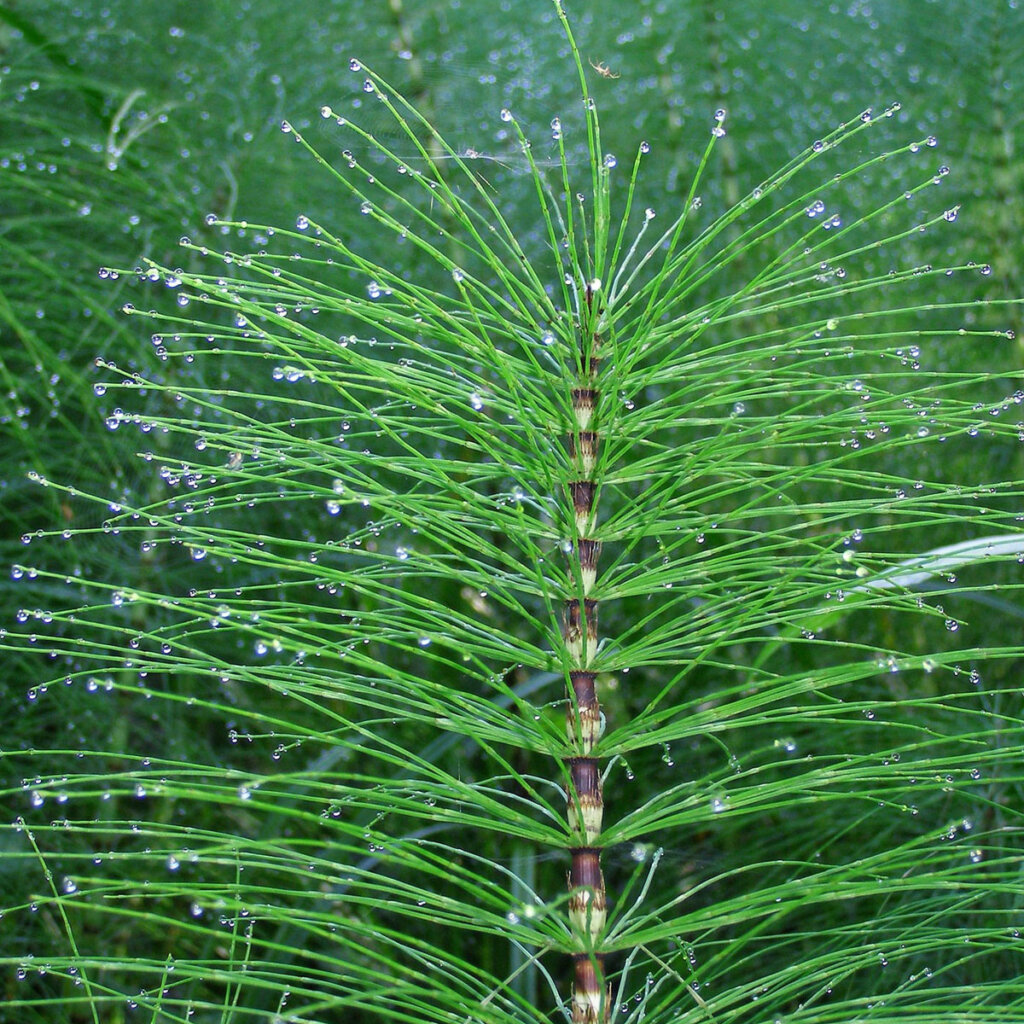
[563,284,608,1023]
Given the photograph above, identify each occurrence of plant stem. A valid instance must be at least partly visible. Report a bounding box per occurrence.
[563,284,608,1023]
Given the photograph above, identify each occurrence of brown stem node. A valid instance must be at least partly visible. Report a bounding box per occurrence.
[568,846,607,945]
[571,953,609,1024]
[570,481,597,535]
[563,597,598,666]
[571,388,599,430]
[568,431,600,475]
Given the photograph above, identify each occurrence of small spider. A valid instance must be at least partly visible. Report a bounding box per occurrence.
[589,59,620,79]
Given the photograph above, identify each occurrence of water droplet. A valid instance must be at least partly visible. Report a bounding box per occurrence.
[602,153,617,169]
[500,107,513,122]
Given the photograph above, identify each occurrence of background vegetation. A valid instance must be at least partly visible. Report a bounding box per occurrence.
[2,1,1023,1022]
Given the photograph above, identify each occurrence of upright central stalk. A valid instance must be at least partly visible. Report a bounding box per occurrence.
[563,285,608,1023]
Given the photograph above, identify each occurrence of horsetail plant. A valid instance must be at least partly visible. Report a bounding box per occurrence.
[5,5,1024,1023]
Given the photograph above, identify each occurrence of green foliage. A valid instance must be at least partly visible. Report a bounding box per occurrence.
[2,2,1024,1023]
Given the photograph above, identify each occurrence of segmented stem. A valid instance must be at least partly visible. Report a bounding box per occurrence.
[563,285,608,1023]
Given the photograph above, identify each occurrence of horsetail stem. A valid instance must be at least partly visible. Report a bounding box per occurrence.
[563,283,608,1023]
